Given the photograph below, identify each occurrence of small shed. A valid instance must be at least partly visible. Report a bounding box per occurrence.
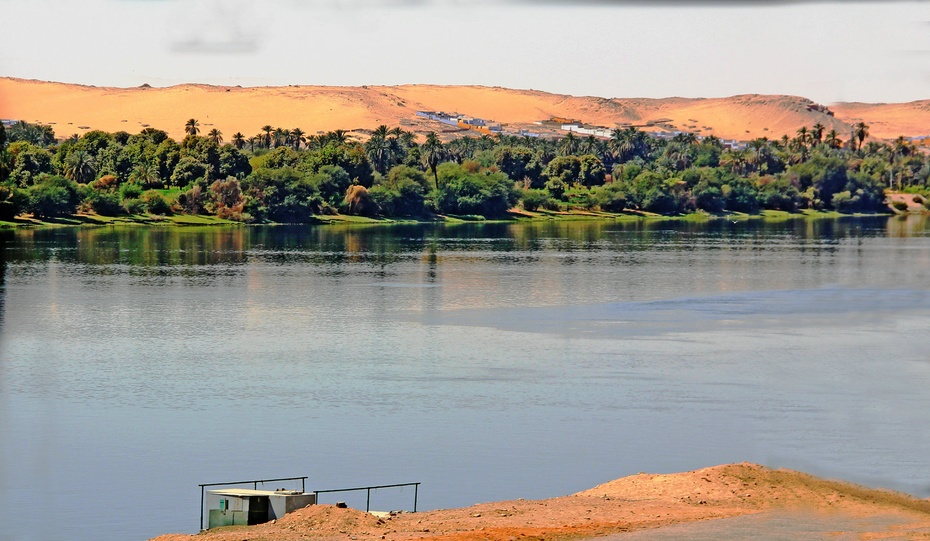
[206,488,316,529]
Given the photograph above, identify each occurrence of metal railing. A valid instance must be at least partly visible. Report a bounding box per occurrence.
[198,476,308,531]
[313,482,420,513]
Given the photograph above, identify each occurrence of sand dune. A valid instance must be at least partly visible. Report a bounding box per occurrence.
[2,77,927,142]
[150,463,930,541]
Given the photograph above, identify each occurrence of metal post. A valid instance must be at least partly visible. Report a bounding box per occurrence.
[413,484,418,513]
[200,486,205,531]
[302,478,306,493]
[366,488,371,512]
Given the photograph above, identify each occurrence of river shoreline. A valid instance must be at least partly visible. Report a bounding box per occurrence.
[150,464,930,541]
[0,208,898,230]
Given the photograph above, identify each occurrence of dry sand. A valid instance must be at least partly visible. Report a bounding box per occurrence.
[2,78,927,142]
[150,463,930,541]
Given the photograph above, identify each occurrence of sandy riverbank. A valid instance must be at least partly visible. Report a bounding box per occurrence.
[150,463,930,541]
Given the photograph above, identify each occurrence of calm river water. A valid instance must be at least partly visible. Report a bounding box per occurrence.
[1,216,929,541]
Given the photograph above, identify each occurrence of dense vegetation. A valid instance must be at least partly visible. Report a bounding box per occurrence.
[1,117,927,223]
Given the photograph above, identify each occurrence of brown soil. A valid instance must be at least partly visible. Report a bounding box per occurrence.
[150,464,930,541]
[2,78,927,142]
[887,193,928,213]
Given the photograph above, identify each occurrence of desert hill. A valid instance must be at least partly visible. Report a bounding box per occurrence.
[1,77,927,143]
[150,463,930,541]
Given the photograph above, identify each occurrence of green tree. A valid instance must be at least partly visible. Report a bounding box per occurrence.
[27,175,81,217]
[578,154,607,187]
[494,146,543,188]
[369,165,429,216]
[308,165,352,206]
[544,155,582,186]
[431,162,517,217]
[208,128,223,145]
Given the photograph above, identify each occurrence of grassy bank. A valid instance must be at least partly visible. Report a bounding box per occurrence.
[0,207,894,230]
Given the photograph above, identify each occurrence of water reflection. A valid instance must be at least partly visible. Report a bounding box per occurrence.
[0,214,928,541]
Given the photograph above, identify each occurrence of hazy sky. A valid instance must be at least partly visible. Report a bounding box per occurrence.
[2,0,928,103]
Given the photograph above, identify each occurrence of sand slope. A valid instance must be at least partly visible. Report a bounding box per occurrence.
[2,78,927,142]
[150,463,930,541]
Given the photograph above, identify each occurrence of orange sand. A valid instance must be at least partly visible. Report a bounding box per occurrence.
[2,78,927,142]
[150,463,930,541]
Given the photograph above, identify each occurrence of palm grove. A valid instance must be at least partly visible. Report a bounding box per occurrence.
[1,117,927,222]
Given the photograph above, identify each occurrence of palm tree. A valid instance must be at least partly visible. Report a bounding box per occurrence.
[747,138,772,172]
[248,136,259,152]
[208,128,223,145]
[559,132,579,156]
[232,132,245,150]
[273,127,288,148]
[609,126,648,163]
[663,142,692,171]
[892,136,911,159]
[795,126,810,149]
[260,125,274,149]
[672,132,698,146]
[366,125,391,174]
[330,129,349,145]
[63,150,96,183]
[289,128,306,150]
[130,161,159,187]
[853,122,870,151]
[580,135,600,155]
[811,123,825,144]
[422,132,445,190]
[185,118,200,136]
[825,129,842,149]
[720,149,748,176]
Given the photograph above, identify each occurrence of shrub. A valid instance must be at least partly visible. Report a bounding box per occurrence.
[122,198,145,215]
[178,185,208,214]
[84,190,123,215]
[431,163,518,217]
[0,184,28,220]
[342,185,376,216]
[28,175,81,218]
[520,188,550,212]
[92,174,120,192]
[141,190,172,215]
[209,177,244,217]
[592,184,628,212]
[119,182,143,201]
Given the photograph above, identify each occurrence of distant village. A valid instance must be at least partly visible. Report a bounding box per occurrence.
[413,110,930,149]
[417,110,750,150]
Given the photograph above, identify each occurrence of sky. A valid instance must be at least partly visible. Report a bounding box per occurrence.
[1,0,928,104]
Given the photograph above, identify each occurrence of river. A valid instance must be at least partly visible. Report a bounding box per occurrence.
[1,215,929,541]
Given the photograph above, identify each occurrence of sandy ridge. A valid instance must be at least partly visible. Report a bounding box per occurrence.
[3,78,928,142]
[149,463,930,541]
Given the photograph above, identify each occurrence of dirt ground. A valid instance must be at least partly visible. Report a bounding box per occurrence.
[150,464,930,541]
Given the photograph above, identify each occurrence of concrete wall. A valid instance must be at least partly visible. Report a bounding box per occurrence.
[268,493,316,518]
[206,494,250,529]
